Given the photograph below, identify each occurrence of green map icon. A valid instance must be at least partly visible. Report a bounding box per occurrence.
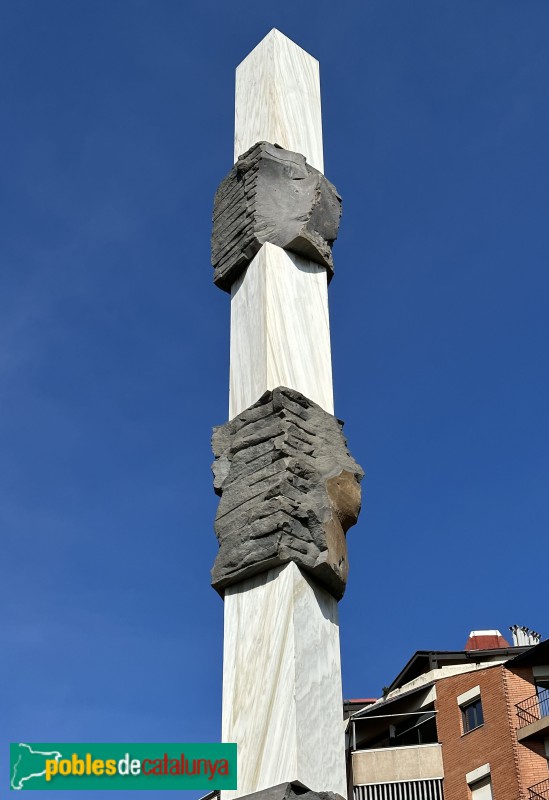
[10,743,63,790]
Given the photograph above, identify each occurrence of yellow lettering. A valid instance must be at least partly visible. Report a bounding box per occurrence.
[92,759,104,776]
[105,759,117,776]
[45,760,58,782]
[71,754,85,775]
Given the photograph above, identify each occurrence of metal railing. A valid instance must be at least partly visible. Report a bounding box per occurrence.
[529,778,549,799]
[355,780,444,800]
[516,688,549,728]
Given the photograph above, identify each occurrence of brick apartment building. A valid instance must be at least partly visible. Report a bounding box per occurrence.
[346,628,549,800]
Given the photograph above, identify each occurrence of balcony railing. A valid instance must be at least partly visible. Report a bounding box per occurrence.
[516,688,549,728]
[529,778,549,799]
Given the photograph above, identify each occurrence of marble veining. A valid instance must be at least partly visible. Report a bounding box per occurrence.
[221,563,347,800]
[234,29,324,173]
[229,243,333,419]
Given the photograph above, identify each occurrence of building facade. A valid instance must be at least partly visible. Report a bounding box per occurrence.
[347,630,549,800]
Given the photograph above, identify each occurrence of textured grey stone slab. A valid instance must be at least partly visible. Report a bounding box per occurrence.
[211,142,341,292]
[232,781,345,800]
[211,387,364,599]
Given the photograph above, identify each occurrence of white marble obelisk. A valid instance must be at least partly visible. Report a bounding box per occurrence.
[221,31,347,800]
[228,29,333,421]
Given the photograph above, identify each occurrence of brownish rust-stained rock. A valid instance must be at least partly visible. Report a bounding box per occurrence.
[211,142,342,292]
[211,387,364,599]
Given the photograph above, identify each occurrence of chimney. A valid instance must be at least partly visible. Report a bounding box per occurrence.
[510,625,542,647]
[464,630,510,651]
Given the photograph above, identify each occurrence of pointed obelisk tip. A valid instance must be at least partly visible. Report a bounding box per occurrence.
[245,27,316,60]
[234,27,323,173]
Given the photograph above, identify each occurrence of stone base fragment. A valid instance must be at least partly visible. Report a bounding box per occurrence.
[226,782,345,800]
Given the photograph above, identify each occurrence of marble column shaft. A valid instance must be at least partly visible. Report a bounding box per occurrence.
[219,29,349,800]
[222,563,346,800]
[229,243,333,419]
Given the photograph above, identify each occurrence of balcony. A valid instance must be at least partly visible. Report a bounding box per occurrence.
[529,778,549,799]
[351,742,444,785]
[516,688,549,742]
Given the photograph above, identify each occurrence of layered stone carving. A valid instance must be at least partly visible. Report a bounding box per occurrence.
[234,783,344,800]
[211,386,364,599]
[212,142,341,292]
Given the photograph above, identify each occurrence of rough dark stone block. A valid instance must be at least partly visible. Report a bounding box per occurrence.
[211,387,364,599]
[212,142,342,292]
[232,781,345,800]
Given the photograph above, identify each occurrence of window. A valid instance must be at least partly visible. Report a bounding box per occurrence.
[466,764,492,800]
[457,685,484,734]
[536,678,549,718]
[461,697,484,733]
[470,776,493,800]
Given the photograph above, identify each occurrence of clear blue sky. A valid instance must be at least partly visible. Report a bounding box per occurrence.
[2,1,548,797]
